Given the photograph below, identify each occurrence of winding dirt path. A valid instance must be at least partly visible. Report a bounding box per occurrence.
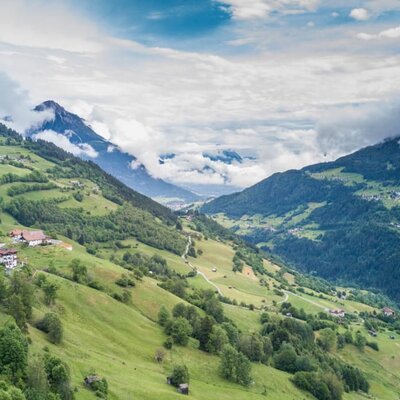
[182,235,223,296]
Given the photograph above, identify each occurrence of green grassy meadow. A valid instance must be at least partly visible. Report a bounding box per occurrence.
[0,142,399,400]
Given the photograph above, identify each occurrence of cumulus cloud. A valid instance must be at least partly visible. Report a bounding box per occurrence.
[350,8,370,21]
[33,130,98,158]
[0,72,53,133]
[357,26,400,40]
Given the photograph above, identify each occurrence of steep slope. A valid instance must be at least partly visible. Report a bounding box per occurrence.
[0,123,185,254]
[31,101,199,204]
[202,137,400,302]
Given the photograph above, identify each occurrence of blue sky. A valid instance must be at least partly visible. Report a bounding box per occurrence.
[0,0,400,190]
[68,0,400,48]
[73,0,230,40]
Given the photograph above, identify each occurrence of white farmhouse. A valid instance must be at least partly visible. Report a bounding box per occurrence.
[0,249,18,269]
[10,229,48,247]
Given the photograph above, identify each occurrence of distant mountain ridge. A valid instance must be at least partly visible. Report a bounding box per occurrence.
[202,136,400,302]
[31,101,199,203]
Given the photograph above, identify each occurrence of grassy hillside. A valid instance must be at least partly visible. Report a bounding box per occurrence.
[0,125,399,400]
[201,137,400,303]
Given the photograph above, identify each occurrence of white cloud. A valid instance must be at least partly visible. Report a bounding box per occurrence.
[46,55,66,65]
[0,0,103,53]
[357,25,400,40]
[350,8,370,21]
[33,130,98,158]
[379,26,400,38]
[0,0,400,190]
[218,0,319,20]
[0,72,53,133]
[356,32,376,41]
[316,100,400,156]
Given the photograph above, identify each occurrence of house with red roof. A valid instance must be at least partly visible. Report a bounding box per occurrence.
[382,307,395,317]
[10,229,49,247]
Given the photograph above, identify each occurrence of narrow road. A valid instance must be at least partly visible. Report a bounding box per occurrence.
[277,291,289,305]
[182,235,223,296]
[284,289,328,310]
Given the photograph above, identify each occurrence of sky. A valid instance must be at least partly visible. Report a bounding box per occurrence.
[0,0,400,190]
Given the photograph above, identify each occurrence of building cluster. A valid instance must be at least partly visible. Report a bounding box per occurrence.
[70,180,85,189]
[329,309,345,318]
[10,229,50,247]
[0,229,54,270]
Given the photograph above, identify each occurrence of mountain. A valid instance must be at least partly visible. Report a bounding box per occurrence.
[203,149,243,164]
[0,123,399,399]
[31,101,199,205]
[202,136,400,302]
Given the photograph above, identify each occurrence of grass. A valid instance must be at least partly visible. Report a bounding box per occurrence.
[188,238,284,307]
[338,325,400,400]
[22,250,314,400]
[0,163,31,176]
[2,221,398,400]
[0,147,398,400]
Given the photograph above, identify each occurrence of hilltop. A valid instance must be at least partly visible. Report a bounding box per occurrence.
[202,137,400,303]
[0,124,399,400]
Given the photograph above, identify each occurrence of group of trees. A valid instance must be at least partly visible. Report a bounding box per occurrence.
[258,312,369,399]
[7,183,57,197]
[0,323,73,400]
[1,271,34,332]
[202,134,400,303]
[0,170,49,185]
[158,299,253,386]
[6,198,186,256]
[293,371,343,400]
[0,268,64,347]
[233,245,265,274]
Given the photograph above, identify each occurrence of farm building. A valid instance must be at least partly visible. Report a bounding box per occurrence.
[382,307,395,317]
[84,375,101,386]
[177,383,189,395]
[0,248,18,269]
[329,309,345,318]
[10,229,49,247]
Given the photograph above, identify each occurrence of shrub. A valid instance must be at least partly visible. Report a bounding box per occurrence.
[163,337,173,350]
[115,274,135,288]
[366,341,379,351]
[36,313,63,344]
[169,364,189,387]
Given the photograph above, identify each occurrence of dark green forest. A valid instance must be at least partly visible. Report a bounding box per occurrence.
[202,136,400,303]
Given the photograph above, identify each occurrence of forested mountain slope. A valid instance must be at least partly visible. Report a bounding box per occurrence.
[202,137,400,302]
